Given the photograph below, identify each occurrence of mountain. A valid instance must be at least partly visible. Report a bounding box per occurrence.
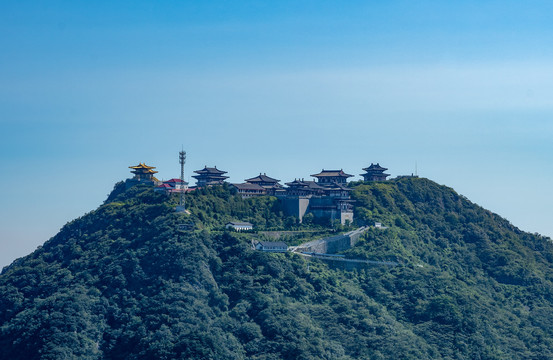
[2,178,553,359]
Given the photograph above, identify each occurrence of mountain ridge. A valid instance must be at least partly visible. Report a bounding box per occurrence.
[1,177,553,359]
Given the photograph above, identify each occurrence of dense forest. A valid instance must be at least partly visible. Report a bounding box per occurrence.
[2,178,553,359]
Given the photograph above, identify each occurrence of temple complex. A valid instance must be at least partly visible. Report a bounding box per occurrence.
[361,163,390,181]
[193,166,229,187]
[122,158,397,226]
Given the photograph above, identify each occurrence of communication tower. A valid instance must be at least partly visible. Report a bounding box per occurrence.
[180,150,186,207]
[176,149,188,213]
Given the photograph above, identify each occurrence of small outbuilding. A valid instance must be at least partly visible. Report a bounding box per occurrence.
[225,221,254,231]
[254,241,288,253]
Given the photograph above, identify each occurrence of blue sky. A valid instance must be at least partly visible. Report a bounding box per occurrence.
[1,1,553,268]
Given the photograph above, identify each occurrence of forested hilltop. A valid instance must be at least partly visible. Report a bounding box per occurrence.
[2,178,553,359]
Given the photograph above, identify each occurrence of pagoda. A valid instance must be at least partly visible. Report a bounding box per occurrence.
[129,163,159,182]
[361,163,390,181]
[310,169,353,186]
[193,166,229,187]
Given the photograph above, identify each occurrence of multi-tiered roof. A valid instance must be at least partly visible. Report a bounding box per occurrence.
[310,169,353,186]
[361,163,390,182]
[129,163,159,182]
[245,173,280,187]
[233,173,283,198]
[245,173,282,194]
[193,166,229,187]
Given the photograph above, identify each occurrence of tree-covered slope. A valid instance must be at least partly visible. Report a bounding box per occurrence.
[1,179,553,359]
[348,178,553,359]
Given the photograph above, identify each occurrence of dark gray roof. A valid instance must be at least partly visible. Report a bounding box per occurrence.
[326,182,352,191]
[194,166,228,175]
[285,179,323,187]
[311,169,353,178]
[232,183,265,191]
[245,173,280,183]
[361,173,390,178]
[362,163,388,172]
[285,179,306,187]
[304,181,326,190]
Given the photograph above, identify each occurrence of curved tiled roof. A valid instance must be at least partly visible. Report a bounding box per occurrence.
[129,162,158,174]
[310,169,353,178]
[232,183,265,191]
[362,163,388,172]
[194,166,227,175]
[245,173,280,183]
[129,162,156,170]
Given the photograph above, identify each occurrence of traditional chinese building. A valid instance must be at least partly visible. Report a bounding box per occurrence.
[232,173,283,198]
[192,166,229,187]
[308,196,354,225]
[245,173,282,195]
[155,178,189,194]
[325,182,352,198]
[164,178,187,189]
[245,173,280,187]
[232,183,265,198]
[311,169,353,186]
[284,179,325,197]
[361,163,390,181]
[125,163,161,189]
[279,169,355,225]
[308,182,354,225]
[129,163,159,182]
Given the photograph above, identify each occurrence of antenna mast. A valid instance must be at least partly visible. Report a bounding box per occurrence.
[179,149,186,209]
